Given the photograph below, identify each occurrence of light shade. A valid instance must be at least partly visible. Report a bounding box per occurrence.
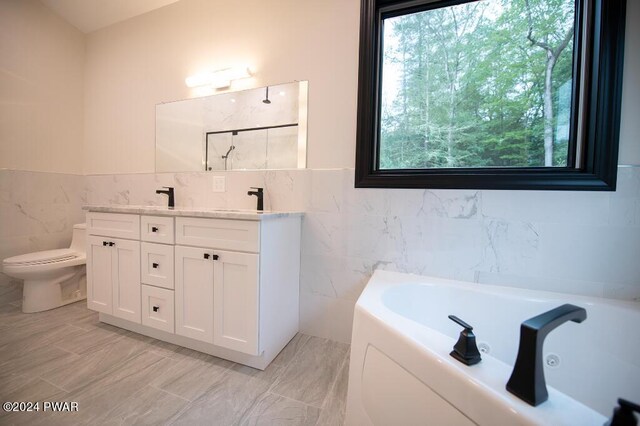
[185,67,252,89]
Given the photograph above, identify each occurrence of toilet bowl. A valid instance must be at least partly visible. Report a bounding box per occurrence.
[2,224,87,313]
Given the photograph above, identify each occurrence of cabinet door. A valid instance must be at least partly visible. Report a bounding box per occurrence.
[111,238,141,323]
[213,250,260,355]
[175,245,214,343]
[87,235,113,314]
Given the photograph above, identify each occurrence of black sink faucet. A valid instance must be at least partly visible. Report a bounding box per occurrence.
[506,304,587,406]
[156,186,175,208]
[247,187,264,211]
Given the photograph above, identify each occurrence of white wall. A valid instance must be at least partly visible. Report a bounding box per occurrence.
[0,0,86,301]
[82,0,640,173]
[83,0,359,174]
[0,0,85,174]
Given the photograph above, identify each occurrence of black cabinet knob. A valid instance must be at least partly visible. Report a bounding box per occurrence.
[212,254,219,260]
[151,226,159,232]
[109,242,115,247]
[152,263,159,268]
[152,306,159,312]
[204,253,210,259]
[103,241,108,246]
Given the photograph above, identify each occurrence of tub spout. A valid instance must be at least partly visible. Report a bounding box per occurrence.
[506,304,587,406]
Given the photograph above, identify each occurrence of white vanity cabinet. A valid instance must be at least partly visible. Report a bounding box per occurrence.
[213,250,259,354]
[174,217,261,355]
[87,215,141,323]
[85,207,301,370]
[174,245,215,343]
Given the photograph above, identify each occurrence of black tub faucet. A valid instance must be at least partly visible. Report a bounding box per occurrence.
[506,304,587,406]
[448,315,482,366]
[156,186,174,208]
[247,187,264,211]
[607,398,640,426]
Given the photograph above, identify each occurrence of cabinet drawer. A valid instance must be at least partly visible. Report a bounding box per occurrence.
[141,216,174,244]
[141,242,174,289]
[141,285,174,333]
[87,212,140,240]
[175,217,260,252]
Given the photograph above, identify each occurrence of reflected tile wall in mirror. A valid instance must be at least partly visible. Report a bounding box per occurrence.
[156,81,307,172]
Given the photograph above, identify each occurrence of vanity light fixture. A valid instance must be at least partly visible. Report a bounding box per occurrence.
[185,66,252,89]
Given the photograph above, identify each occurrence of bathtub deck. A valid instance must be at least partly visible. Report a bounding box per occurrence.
[0,294,349,425]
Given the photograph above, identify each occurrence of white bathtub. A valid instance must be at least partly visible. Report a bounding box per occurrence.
[345,270,640,425]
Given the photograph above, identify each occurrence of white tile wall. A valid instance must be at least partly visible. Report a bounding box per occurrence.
[2,167,638,342]
[0,170,86,303]
[80,166,640,343]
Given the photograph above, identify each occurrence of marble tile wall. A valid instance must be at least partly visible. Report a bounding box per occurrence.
[83,170,310,212]
[82,166,640,343]
[2,167,638,342]
[0,170,86,304]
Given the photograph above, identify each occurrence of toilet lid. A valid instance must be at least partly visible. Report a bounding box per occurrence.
[3,249,80,266]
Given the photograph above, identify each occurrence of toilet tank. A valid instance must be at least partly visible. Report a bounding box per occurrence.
[70,223,86,254]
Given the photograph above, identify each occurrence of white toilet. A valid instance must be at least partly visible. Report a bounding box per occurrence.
[2,224,87,313]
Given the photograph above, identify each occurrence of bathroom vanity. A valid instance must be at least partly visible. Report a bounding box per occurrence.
[84,206,302,369]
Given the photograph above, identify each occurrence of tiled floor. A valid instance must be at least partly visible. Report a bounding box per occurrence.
[0,298,350,425]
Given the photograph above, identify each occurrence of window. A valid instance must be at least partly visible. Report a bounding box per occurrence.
[355,0,627,190]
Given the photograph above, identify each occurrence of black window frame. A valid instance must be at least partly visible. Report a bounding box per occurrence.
[355,0,627,190]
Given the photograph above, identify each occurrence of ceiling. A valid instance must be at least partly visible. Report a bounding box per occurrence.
[40,0,180,33]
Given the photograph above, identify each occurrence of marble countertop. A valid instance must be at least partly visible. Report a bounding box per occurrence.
[83,205,303,221]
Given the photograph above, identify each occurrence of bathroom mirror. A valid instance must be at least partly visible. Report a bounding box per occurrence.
[156,81,308,172]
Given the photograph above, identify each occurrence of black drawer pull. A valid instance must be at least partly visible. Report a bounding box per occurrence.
[109,242,115,247]
[152,263,159,268]
[212,254,219,260]
[151,226,159,232]
[152,306,159,312]
[103,241,108,246]
[204,253,210,259]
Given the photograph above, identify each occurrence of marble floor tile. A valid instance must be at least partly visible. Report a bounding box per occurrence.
[53,322,129,355]
[0,281,22,305]
[316,355,350,426]
[0,302,22,322]
[271,333,311,368]
[62,351,176,425]
[0,372,66,406]
[71,309,100,331]
[0,301,350,426]
[2,407,74,426]
[240,392,321,426]
[150,350,232,401]
[0,344,81,379]
[10,302,95,332]
[94,385,190,426]
[0,324,86,362]
[0,376,67,426]
[269,336,349,408]
[42,332,152,392]
[169,365,279,425]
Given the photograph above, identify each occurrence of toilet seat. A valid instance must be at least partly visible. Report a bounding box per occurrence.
[3,249,80,266]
